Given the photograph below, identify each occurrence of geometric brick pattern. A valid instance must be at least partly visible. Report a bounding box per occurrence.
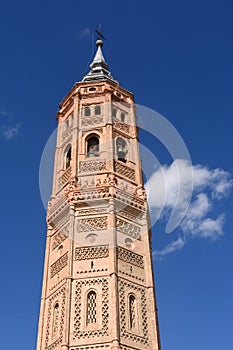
[77,217,108,232]
[75,245,109,260]
[50,252,68,278]
[119,278,149,346]
[116,217,141,240]
[117,246,144,269]
[73,278,109,339]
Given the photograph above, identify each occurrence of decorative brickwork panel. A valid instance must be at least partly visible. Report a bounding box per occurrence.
[62,126,72,141]
[77,216,108,232]
[77,208,107,216]
[52,222,69,250]
[71,345,109,350]
[114,122,130,134]
[47,196,69,223]
[53,211,69,229]
[79,159,106,173]
[117,247,144,269]
[50,252,68,278]
[119,279,149,346]
[115,160,136,181]
[116,188,145,210]
[75,245,109,260]
[81,116,103,127]
[73,278,109,339]
[116,217,141,240]
[58,166,71,189]
[45,286,66,349]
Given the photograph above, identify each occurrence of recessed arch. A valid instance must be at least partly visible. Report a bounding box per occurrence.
[116,137,127,163]
[84,106,91,116]
[112,107,117,118]
[95,105,101,115]
[86,290,97,325]
[64,144,72,169]
[128,293,137,330]
[86,134,99,158]
[120,112,126,122]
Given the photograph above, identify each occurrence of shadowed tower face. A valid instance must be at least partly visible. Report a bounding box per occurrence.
[36,39,161,350]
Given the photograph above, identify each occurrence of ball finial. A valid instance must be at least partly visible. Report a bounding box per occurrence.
[96,39,103,48]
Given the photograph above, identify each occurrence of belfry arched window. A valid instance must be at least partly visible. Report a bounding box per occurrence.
[84,106,91,116]
[116,138,127,163]
[64,144,72,169]
[95,105,101,115]
[87,136,99,157]
[86,290,97,325]
[129,294,136,330]
[52,302,59,338]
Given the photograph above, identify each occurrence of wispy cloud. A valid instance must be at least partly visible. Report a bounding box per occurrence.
[0,107,11,118]
[2,124,20,140]
[154,237,185,260]
[0,106,20,140]
[78,28,92,40]
[146,160,233,258]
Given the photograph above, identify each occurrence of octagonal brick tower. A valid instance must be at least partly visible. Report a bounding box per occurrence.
[36,39,161,350]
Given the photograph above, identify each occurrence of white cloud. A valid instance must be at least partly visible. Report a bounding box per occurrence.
[146,160,233,258]
[2,125,19,140]
[154,237,185,260]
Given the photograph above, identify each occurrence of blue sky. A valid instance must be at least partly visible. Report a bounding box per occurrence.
[0,1,232,349]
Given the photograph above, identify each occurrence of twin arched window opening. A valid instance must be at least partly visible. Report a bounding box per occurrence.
[85,290,137,330]
[87,136,99,158]
[84,105,101,117]
[86,290,97,325]
[116,138,127,163]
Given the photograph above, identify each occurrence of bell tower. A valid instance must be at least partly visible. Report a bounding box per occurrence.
[36,38,161,350]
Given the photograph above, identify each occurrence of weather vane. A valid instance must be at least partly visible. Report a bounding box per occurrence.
[95,24,106,40]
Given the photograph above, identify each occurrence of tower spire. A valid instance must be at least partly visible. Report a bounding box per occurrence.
[82,38,118,84]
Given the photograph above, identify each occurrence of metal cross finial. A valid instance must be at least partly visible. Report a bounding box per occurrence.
[95,24,106,40]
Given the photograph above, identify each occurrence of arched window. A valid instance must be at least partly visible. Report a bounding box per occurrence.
[52,302,59,338]
[120,112,125,122]
[129,295,136,330]
[65,145,72,169]
[84,106,91,116]
[95,105,101,115]
[116,138,127,163]
[86,291,97,325]
[112,107,117,118]
[87,136,99,157]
